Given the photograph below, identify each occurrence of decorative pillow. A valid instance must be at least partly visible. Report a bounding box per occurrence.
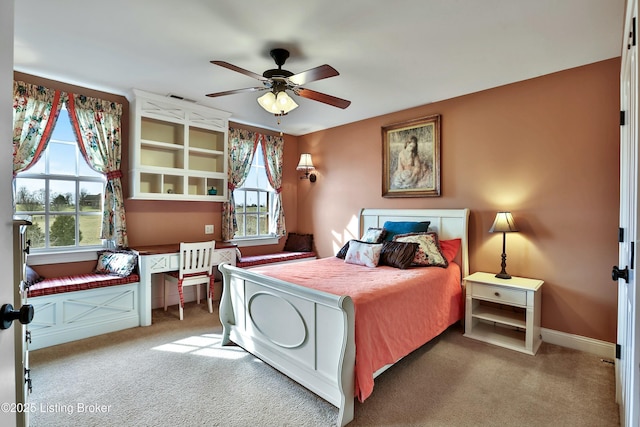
[440,238,461,263]
[25,265,44,284]
[336,241,351,259]
[235,247,242,261]
[379,241,419,269]
[344,240,383,268]
[337,239,375,259]
[382,221,430,241]
[360,227,386,243]
[283,232,314,252]
[95,250,138,276]
[393,232,448,268]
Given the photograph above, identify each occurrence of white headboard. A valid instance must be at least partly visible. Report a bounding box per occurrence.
[359,208,470,278]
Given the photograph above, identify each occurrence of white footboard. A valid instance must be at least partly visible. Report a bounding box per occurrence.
[218,262,355,427]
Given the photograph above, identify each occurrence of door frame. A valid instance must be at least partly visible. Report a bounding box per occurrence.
[0,1,17,426]
[617,1,640,425]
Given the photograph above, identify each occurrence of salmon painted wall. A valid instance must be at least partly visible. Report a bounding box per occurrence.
[296,59,621,343]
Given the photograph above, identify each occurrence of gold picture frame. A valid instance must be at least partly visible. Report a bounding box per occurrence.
[382,114,441,197]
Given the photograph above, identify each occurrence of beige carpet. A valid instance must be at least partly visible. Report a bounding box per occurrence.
[28,303,620,426]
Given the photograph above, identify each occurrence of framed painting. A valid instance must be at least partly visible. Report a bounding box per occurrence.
[382,114,441,197]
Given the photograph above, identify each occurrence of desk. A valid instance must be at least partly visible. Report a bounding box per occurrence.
[133,243,237,325]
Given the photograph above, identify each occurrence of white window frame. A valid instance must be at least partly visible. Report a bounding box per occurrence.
[13,108,107,264]
[229,141,278,247]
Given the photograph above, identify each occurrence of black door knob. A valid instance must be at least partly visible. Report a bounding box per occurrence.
[612,265,629,283]
[0,304,34,330]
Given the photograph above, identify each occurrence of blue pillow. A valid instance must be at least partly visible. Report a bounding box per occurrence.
[382,221,430,241]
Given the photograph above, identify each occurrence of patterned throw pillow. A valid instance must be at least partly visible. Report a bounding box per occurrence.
[360,227,386,243]
[95,250,138,276]
[25,265,44,283]
[393,232,448,268]
[344,240,383,268]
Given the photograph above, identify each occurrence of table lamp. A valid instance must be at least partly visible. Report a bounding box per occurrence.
[489,211,519,279]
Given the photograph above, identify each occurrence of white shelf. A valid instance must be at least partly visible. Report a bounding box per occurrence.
[141,140,184,150]
[465,321,527,352]
[129,89,231,201]
[471,305,526,329]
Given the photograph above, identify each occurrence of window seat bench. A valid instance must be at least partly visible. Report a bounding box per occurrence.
[236,251,317,269]
[27,273,141,350]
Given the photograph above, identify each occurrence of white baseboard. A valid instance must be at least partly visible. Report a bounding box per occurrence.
[542,328,615,360]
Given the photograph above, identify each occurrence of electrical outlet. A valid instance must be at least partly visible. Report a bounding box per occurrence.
[205,224,214,234]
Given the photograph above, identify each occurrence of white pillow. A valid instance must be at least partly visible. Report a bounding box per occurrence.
[344,240,383,268]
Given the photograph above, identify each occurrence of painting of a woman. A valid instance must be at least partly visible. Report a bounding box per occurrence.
[382,115,440,197]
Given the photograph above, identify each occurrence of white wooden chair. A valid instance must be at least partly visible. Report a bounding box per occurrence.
[163,240,216,320]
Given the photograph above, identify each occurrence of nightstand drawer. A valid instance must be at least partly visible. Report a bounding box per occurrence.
[471,284,526,306]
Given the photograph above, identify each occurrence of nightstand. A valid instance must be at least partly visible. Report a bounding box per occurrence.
[464,272,543,355]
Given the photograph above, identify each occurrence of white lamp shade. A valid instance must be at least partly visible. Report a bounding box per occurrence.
[296,153,315,171]
[489,212,518,233]
[258,90,298,115]
[275,91,298,113]
[257,91,277,113]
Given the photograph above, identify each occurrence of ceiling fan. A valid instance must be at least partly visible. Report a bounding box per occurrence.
[206,48,351,116]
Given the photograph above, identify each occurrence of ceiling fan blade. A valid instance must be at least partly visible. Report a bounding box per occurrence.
[210,61,269,81]
[206,87,266,97]
[295,88,351,109]
[287,64,339,86]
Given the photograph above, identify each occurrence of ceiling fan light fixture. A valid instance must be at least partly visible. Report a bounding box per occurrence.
[257,91,276,110]
[276,91,298,113]
[209,48,351,115]
[257,90,298,116]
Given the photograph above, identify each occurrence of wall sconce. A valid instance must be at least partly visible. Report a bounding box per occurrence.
[489,211,519,279]
[296,153,317,182]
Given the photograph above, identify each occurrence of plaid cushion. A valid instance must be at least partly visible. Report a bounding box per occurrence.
[237,251,317,268]
[28,273,140,298]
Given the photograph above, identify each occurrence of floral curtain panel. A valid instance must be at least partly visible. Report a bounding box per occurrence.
[12,81,64,176]
[260,134,286,237]
[67,93,128,247]
[222,128,258,240]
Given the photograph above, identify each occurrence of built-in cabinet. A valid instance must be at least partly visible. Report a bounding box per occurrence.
[129,89,231,201]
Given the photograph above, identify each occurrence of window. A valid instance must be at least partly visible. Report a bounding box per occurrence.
[232,142,276,240]
[13,106,106,252]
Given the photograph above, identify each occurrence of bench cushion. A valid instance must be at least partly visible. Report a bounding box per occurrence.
[237,251,317,268]
[28,273,140,298]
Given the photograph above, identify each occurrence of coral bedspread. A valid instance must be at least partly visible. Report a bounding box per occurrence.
[251,256,463,402]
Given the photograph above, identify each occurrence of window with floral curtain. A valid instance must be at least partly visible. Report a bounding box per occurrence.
[259,133,286,237]
[222,127,287,242]
[12,81,64,176]
[66,93,128,248]
[222,128,258,240]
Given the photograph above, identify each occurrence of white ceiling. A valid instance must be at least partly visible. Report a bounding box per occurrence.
[14,0,624,136]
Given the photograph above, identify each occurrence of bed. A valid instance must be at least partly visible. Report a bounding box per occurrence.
[217,208,469,426]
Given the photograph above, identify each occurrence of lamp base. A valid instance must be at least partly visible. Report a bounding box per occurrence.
[495,272,512,279]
